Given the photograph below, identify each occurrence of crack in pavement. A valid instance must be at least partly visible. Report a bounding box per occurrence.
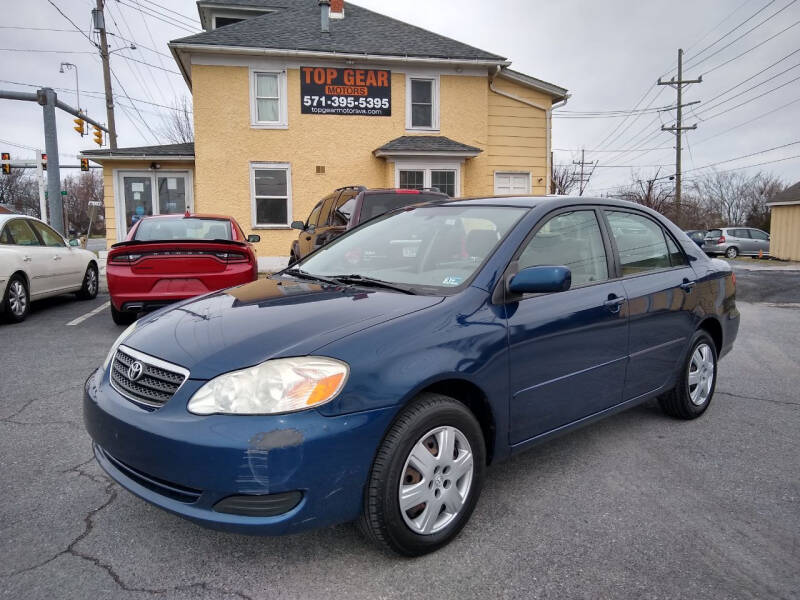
[3,459,256,600]
[0,385,83,428]
[717,389,800,407]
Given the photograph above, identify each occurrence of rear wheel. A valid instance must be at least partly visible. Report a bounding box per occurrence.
[359,393,485,556]
[3,275,29,323]
[76,264,99,300]
[111,303,135,326]
[725,246,739,259]
[659,330,717,419]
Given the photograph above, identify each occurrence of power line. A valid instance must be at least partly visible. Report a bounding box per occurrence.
[697,62,800,116]
[115,0,199,33]
[110,67,160,143]
[699,48,800,106]
[45,0,95,45]
[137,0,201,26]
[114,52,181,74]
[553,147,673,152]
[106,30,172,58]
[699,73,800,121]
[129,0,180,97]
[0,48,95,54]
[703,19,800,76]
[0,26,84,33]
[694,94,800,146]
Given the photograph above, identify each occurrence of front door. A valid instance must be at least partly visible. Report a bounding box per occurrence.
[507,209,629,444]
[118,171,192,239]
[28,220,83,290]
[603,209,699,400]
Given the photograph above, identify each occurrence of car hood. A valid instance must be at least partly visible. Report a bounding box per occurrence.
[123,276,444,380]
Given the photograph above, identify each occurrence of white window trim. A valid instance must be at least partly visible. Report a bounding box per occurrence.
[250,162,292,229]
[393,159,460,196]
[249,68,288,129]
[494,171,531,195]
[112,169,194,242]
[405,74,440,132]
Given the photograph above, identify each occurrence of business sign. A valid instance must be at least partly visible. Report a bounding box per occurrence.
[300,66,391,116]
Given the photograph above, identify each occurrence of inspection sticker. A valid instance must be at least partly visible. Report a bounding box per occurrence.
[442,276,464,286]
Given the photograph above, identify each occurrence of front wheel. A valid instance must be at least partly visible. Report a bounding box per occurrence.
[359,393,485,556]
[659,330,717,419]
[725,246,739,259]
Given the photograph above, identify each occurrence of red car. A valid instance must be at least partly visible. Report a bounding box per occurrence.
[107,214,260,324]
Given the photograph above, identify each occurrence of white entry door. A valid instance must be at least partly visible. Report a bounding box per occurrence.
[116,171,193,239]
[494,172,530,195]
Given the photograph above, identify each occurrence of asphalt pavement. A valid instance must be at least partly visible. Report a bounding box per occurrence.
[1,270,798,600]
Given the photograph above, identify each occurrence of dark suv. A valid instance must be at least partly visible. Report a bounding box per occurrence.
[289,186,449,263]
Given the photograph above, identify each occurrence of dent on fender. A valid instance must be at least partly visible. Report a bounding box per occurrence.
[237,428,305,493]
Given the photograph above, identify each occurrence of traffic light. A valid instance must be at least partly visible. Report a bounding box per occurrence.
[92,125,103,146]
[73,116,85,136]
[80,158,89,172]
[1,152,9,175]
[41,153,47,171]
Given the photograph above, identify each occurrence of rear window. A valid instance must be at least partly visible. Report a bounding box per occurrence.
[359,192,445,222]
[134,218,232,241]
[707,229,722,238]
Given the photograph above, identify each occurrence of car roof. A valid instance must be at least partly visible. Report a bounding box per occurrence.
[443,195,658,211]
[134,213,234,221]
[0,213,44,226]
[362,188,448,196]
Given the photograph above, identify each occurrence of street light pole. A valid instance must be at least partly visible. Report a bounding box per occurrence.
[59,62,80,112]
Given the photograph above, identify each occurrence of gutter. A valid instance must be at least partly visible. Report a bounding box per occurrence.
[489,66,570,195]
[170,42,511,87]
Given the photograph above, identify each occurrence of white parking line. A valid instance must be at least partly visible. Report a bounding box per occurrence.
[66,301,110,326]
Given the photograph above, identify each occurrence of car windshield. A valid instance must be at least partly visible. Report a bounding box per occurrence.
[707,229,722,238]
[134,218,232,241]
[296,205,526,293]
[359,192,446,222]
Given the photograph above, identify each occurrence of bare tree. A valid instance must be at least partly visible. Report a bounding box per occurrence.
[551,163,579,195]
[63,171,104,236]
[688,170,781,228]
[158,95,194,144]
[0,169,40,216]
[612,169,674,214]
[745,172,783,231]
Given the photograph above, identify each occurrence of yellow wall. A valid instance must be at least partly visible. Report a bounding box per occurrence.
[191,63,554,258]
[769,204,800,261]
[100,159,195,248]
[487,78,551,195]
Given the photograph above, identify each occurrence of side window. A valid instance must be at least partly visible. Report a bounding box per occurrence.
[0,226,11,244]
[666,235,688,266]
[6,219,41,246]
[518,211,608,287]
[606,211,671,275]
[306,202,322,228]
[750,229,769,240]
[318,194,337,227]
[30,220,65,247]
[331,192,357,226]
[733,228,750,238]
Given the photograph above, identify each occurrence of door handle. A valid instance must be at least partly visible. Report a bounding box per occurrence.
[23,256,31,262]
[680,279,696,292]
[603,295,625,313]
[305,236,312,241]
[53,255,62,261]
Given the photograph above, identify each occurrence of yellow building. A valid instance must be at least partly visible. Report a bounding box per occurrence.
[83,0,568,269]
[767,181,800,261]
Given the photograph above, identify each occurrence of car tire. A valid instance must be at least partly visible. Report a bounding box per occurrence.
[111,303,135,326]
[359,393,485,556]
[659,330,718,420]
[725,246,739,259]
[3,274,30,323]
[76,263,99,300]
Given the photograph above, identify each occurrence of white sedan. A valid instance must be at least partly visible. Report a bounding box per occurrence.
[0,214,99,323]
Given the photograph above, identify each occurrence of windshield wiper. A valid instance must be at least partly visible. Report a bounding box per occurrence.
[331,274,416,295]
[282,268,343,287]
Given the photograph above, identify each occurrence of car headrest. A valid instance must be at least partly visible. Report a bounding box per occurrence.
[466,229,499,258]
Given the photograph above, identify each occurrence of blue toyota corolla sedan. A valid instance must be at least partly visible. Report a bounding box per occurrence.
[84,196,739,556]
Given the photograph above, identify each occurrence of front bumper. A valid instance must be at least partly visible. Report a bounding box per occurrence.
[83,368,398,535]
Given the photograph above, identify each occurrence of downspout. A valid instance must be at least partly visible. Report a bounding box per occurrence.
[489,66,570,195]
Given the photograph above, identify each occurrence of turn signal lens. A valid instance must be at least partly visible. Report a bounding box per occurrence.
[187,357,349,415]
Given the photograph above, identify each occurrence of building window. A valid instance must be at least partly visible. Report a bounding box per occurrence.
[431,170,456,197]
[251,163,291,227]
[399,170,425,190]
[406,75,439,130]
[251,70,287,128]
[494,172,530,195]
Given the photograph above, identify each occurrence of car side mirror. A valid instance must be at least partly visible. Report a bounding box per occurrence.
[68,238,81,247]
[247,234,261,243]
[508,266,571,295]
[291,220,305,230]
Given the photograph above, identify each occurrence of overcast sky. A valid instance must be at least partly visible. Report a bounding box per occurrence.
[1,0,798,194]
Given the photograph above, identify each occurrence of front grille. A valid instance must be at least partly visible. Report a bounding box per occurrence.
[111,346,188,409]
[97,445,202,503]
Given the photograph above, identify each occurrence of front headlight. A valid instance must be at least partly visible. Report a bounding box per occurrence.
[187,356,349,415]
[102,321,137,370]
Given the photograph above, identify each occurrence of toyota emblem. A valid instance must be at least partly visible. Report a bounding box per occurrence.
[127,361,144,382]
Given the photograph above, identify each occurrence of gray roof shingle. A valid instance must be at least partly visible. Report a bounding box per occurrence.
[174,1,506,61]
[767,181,800,205]
[374,136,482,155]
[81,142,195,157]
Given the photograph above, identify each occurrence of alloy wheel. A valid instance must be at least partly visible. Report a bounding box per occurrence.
[86,268,98,295]
[688,343,715,406]
[9,280,27,316]
[398,426,474,535]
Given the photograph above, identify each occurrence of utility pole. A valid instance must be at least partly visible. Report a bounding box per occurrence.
[658,48,701,220]
[95,0,118,149]
[573,149,596,196]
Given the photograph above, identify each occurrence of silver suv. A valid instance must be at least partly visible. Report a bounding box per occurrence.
[704,227,770,259]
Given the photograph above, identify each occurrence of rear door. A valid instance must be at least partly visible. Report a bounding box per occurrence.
[733,228,754,254]
[507,208,629,444]
[5,219,54,296]
[603,209,699,401]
